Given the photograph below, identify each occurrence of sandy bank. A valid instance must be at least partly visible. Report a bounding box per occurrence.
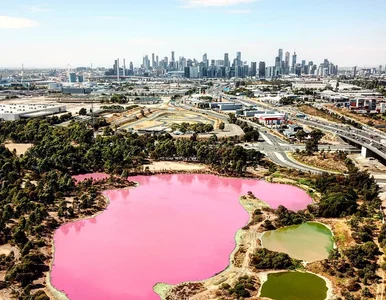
[145,161,207,172]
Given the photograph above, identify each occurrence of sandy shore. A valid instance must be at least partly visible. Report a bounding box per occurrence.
[145,161,207,172]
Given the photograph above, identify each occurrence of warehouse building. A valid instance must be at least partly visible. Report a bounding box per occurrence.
[0,104,66,121]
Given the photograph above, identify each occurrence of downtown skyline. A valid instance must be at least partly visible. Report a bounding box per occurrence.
[1,0,386,68]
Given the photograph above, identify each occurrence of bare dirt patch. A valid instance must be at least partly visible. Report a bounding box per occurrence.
[3,142,33,156]
[298,105,343,123]
[291,152,348,173]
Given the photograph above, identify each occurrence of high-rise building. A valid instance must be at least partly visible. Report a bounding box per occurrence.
[284,52,290,74]
[301,60,306,67]
[143,55,150,70]
[291,51,297,73]
[275,56,281,72]
[203,53,208,68]
[224,53,229,68]
[171,51,175,62]
[123,59,126,76]
[152,53,155,68]
[278,49,283,63]
[265,66,276,78]
[156,56,159,68]
[69,72,77,83]
[250,62,257,77]
[259,61,266,78]
[235,65,242,78]
[113,58,120,81]
[113,59,119,75]
[236,52,241,66]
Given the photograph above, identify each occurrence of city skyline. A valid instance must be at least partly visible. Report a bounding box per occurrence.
[103,47,340,79]
[1,0,386,68]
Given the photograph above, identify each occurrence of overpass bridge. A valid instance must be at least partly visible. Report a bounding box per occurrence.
[299,119,386,163]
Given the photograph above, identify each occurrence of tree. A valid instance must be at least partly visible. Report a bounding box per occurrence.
[228,113,237,124]
[305,129,324,155]
[79,108,87,115]
[319,190,358,217]
[219,122,225,131]
[204,124,214,132]
[295,130,307,142]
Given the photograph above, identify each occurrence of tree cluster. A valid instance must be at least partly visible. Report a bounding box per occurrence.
[171,122,214,134]
[250,248,300,270]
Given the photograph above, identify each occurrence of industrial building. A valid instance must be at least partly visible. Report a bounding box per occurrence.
[210,102,243,111]
[62,87,91,94]
[349,98,377,111]
[0,104,66,121]
[254,111,287,126]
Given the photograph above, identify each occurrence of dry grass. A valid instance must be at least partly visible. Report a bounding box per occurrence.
[292,152,348,173]
[298,105,342,123]
[329,106,386,132]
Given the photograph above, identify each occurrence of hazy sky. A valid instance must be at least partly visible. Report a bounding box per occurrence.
[1,0,386,68]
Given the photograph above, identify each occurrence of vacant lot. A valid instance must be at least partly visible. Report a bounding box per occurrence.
[298,105,342,123]
[291,152,348,173]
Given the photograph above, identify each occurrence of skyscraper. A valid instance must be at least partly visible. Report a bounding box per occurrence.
[143,55,150,70]
[250,62,257,77]
[285,52,290,73]
[236,52,241,66]
[123,59,126,76]
[275,56,281,70]
[259,61,266,78]
[278,49,283,63]
[224,53,229,68]
[152,53,155,68]
[113,58,120,81]
[203,53,208,68]
[291,51,297,73]
[69,72,77,83]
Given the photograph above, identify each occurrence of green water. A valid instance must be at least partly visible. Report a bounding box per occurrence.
[260,272,328,300]
[261,222,334,262]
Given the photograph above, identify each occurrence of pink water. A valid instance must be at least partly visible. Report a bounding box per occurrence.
[51,174,312,300]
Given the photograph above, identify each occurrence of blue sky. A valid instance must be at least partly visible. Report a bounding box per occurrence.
[1,0,386,68]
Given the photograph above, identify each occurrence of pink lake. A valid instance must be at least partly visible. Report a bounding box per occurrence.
[51,174,312,300]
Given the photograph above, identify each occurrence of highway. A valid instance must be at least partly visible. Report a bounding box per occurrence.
[180,100,351,173]
[213,88,386,161]
[298,118,386,160]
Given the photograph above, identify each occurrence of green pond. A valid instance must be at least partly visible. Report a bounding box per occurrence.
[260,272,328,300]
[261,222,334,262]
